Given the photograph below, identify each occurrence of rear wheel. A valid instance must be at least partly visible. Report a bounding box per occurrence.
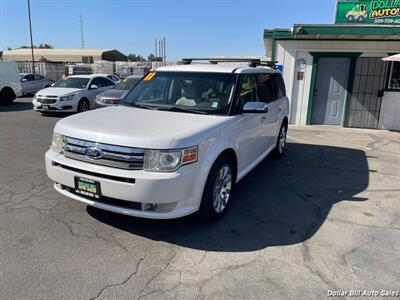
[199,155,235,221]
[272,121,287,159]
[347,15,354,22]
[77,99,90,113]
[0,87,16,105]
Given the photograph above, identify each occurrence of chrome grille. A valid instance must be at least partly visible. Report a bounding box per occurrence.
[63,137,145,170]
[37,96,58,104]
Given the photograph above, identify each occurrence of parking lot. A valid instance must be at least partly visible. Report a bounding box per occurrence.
[0,97,399,300]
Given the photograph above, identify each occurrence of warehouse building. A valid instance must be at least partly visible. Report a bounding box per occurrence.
[264,1,400,131]
[2,48,127,63]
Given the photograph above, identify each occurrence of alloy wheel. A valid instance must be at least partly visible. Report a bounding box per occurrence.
[212,164,232,214]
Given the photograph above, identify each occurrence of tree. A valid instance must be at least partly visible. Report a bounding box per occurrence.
[14,43,54,49]
[147,53,161,62]
[127,53,146,62]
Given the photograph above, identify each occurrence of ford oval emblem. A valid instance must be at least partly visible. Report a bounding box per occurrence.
[84,147,103,160]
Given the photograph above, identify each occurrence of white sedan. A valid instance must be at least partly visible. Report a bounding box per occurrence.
[32,75,115,114]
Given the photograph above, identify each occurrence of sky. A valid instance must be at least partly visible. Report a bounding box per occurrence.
[0,0,337,60]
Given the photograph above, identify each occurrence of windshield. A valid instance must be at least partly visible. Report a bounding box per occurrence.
[114,78,140,90]
[123,72,236,115]
[53,77,90,89]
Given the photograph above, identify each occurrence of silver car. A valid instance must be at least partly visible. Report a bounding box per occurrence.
[20,73,53,96]
[95,75,142,108]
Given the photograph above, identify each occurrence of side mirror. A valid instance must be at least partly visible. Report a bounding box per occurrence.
[242,101,269,113]
[21,78,28,82]
[90,84,99,90]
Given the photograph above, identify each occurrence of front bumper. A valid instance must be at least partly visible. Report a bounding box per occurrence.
[33,98,77,112]
[45,149,203,219]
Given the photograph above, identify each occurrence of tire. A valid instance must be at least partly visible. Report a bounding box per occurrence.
[272,121,288,159]
[347,15,354,22]
[358,16,365,22]
[0,87,16,105]
[77,99,90,113]
[198,155,236,222]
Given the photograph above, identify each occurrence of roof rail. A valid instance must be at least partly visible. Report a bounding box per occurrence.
[181,58,278,68]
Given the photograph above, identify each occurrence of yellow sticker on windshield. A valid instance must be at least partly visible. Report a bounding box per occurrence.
[122,78,128,82]
[144,72,156,81]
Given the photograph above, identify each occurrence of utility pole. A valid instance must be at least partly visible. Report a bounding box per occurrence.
[80,14,85,49]
[27,0,35,73]
[155,38,158,67]
[163,37,166,65]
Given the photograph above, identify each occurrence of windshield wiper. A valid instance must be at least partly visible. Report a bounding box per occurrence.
[122,102,154,110]
[156,106,207,115]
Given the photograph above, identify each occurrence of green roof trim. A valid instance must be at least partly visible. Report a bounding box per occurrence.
[264,24,400,40]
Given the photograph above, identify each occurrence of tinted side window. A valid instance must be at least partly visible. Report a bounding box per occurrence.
[237,74,258,107]
[34,74,43,80]
[257,74,275,103]
[272,73,286,99]
[24,74,35,81]
[90,78,101,87]
[98,77,115,87]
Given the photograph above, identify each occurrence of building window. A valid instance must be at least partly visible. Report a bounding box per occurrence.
[387,62,400,91]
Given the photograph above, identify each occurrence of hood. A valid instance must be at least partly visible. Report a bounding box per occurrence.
[97,89,128,99]
[55,106,231,149]
[36,87,82,97]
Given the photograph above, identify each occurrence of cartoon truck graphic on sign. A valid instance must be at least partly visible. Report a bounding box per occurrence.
[346,4,368,22]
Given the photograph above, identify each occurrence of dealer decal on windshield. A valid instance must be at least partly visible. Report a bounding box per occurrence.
[144,72,157,81]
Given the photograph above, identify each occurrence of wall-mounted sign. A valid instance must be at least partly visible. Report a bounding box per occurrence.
[335,0,400,24]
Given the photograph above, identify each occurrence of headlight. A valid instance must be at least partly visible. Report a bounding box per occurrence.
[60,93,77,101]
[143,146,198,172]
[51,132,64,153]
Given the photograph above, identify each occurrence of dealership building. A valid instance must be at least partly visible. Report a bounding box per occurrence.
[264,0,400,131]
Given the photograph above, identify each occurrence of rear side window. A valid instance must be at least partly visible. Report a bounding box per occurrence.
[256,74,275,103]
[272,73,286,99]
[98,77,115,87]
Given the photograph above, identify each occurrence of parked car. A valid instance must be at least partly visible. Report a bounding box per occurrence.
[95,73,120,84]
[0,61,22,104]
[95,75,142,108]
[32,74,115,114]
[20,73,53,95]
[45,62,289,221]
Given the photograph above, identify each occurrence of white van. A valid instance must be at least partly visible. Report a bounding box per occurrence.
[0,61,23,104]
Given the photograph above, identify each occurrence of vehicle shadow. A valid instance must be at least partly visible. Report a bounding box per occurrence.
[87,143,370,252]
[0,100,33,112]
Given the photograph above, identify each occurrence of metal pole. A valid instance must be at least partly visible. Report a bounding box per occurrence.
[155,38,158,67]
[27,0,35,73]
[80,14,85,49]
[163,37,166,65]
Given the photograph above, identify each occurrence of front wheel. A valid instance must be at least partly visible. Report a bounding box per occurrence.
[77,99,90,113]
[198,156,235,221]
[272,122,287,159]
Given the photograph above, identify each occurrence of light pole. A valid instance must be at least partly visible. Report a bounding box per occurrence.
[27,0,35,73]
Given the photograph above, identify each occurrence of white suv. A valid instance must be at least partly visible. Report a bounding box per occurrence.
[46,60,289,221]
[32,74,115,113]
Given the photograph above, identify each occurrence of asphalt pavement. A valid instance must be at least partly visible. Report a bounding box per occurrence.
[0,97,399,300]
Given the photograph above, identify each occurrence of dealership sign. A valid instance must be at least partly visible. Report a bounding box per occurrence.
[335,0,400,24]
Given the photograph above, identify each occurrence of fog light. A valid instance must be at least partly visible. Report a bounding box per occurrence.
[141,202,177,213]
[142,203,157,212]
